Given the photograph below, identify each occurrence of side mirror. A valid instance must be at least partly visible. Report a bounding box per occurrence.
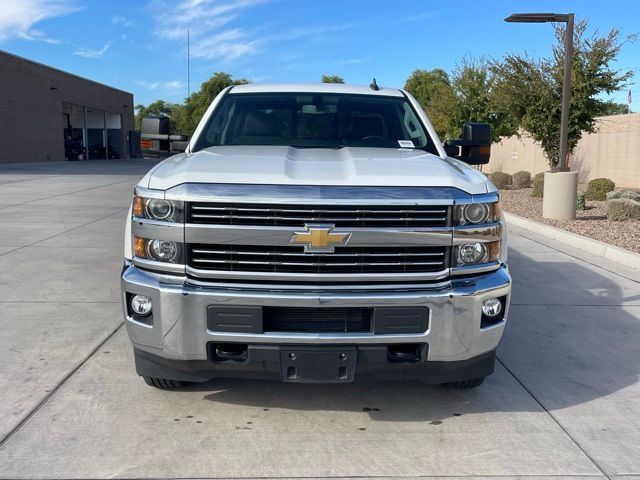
[443,122,491,165]
[169,136,188,154]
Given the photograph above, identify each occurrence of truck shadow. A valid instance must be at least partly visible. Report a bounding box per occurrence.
[188,247,640,423]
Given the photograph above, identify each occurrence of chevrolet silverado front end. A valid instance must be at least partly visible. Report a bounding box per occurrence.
[121,83,511,388]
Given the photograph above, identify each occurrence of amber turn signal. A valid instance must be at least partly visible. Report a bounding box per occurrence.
[488,240,501,262]
[492,202,502,220]
[133,236,147,258]
[133,196,144,217]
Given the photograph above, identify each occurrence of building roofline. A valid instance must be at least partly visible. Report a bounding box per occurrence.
[0,49,133,96]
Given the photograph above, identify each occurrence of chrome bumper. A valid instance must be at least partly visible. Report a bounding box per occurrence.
[121,265,511,363]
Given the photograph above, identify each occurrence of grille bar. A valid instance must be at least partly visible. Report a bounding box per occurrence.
[191,214,447,222]
[188,244,449,274]
[192,248,445,257]
[192,259,444,267]
[192,206,448,214]
[188,202,450,228]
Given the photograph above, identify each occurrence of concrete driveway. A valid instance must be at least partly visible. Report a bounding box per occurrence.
[0,160,639,480]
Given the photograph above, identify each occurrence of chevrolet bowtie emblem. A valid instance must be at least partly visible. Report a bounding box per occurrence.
[289,224,351,253]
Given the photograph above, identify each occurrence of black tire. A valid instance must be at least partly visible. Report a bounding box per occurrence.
[442,377,485,388]
[143,376,185,389]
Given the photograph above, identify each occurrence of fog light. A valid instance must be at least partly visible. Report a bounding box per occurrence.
[457,242,488,265]
[481,298,502,318]
[130,295,152,316]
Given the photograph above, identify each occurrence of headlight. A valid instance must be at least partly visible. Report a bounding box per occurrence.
[454,241,500,266]
[133,237,183,264]
[133,196,183,222]
[455,202,500,225]
[146,199,174,220]
[457,243,487,265]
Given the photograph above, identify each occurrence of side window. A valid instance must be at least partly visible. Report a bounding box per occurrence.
[402,103,427,147]
[205,101,233,145]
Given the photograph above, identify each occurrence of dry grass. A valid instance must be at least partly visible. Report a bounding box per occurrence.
[501,188,640,254]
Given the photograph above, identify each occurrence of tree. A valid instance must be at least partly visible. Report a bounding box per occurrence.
[320,74,345,84]
[173,72,250,137]
[597,100,630,116]
[450,59,518,142]
[134,100,175,130]
[491,20,634,168]
[404,69,459,139]
[405,64,517,142]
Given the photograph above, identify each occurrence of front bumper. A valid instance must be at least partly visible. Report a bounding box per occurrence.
[121,265,511,383]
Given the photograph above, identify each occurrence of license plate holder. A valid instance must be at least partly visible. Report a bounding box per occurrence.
[280,346,357,383]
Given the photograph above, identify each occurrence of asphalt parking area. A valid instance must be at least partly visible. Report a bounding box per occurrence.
[0,160,639,480]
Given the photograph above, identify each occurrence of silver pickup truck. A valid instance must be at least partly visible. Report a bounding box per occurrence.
[122,83,511,388]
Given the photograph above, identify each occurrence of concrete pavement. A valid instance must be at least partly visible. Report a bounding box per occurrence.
[0,160,639,479]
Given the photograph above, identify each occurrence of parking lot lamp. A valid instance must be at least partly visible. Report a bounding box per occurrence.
[505,13,578,220]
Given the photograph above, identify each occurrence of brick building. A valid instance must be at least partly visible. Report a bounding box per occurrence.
[0,50,135,164]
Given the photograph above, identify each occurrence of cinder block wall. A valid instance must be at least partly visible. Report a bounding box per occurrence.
[0,51,134,164]
[486,113,640,188]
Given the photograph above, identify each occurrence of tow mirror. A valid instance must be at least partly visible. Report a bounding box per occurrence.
[443,122,491,165]
[169,136,188,154]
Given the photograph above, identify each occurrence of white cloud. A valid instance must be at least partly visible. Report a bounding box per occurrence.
[0,0,80,43]
[25,29,61,44]
[340,57,370,65]
[112,15,134,27]
[189,28,260,61]
[149,0,361,64]
[391,11,441,25]
[134,79,186,92]
[74,41,113,58]
[164,80,187,89]
[151,0,269,60]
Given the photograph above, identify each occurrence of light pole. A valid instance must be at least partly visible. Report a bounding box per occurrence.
[505,12,578,220]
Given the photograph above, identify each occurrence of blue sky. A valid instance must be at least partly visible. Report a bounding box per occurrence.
[0,0,638,107]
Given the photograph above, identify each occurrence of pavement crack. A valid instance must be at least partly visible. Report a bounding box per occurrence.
[0,321,124,449]
[496,355,610,479]
[0,207,128,258]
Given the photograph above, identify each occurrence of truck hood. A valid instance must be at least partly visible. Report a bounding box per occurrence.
[145,146,490,194]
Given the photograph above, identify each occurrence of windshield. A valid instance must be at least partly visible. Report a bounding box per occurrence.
[192,92,436,152]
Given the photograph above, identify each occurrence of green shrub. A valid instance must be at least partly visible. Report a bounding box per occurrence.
[532,172,545,197]
[512,171,531,188]
[606,198,640,221]
[606,189,640,201]
[489,172,513,190]
[576,191,586,211]
[585,178,615,201]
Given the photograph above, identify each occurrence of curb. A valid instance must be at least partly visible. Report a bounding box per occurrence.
[504,212,640,270]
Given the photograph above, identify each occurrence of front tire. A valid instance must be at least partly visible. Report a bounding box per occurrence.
[143,376,185,389]
[442,377,485,388]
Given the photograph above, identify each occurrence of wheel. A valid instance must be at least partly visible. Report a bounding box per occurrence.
[143,376,185,389]
[442,377,485,388]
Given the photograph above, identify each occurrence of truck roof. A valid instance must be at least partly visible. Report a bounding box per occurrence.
[229,83,404,97]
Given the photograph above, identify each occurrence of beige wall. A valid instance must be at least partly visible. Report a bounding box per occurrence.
[486,113,640,188]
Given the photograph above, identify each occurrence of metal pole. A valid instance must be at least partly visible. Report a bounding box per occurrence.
[83,106,88,160]
[187,29,190,99]
[557,13,574,172]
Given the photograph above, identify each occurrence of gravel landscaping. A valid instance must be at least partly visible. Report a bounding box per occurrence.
[501,188,640,254]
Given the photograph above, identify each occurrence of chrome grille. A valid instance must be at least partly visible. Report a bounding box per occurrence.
[188,244,449,274]
[187,202,449,228]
